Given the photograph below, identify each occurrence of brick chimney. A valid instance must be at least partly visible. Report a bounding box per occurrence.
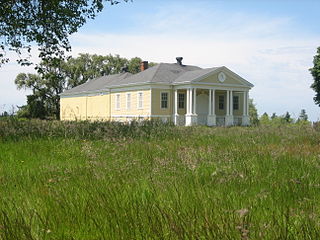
[140,61,149,71]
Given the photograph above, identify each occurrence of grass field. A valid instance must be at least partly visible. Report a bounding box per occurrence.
[1,119,320,239]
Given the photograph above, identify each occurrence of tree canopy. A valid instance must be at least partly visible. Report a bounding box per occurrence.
[310,47,320,107]
[0,0,129,66]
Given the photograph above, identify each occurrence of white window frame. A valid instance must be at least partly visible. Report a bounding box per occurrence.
[178,93,185,109]
[137,92,143,109]
[160,91,169,109]
[218,95,224,110]
[115,94,121,110]
[233,95,239,110]
[126,93,131,110]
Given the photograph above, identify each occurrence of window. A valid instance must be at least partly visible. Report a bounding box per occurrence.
[219,95,224,110]
[115,94,120,110]
[178,93,185,109]
[126,93,131,110]
[137,92,143,109]
[161,92,168,109]
[233,96,239,110]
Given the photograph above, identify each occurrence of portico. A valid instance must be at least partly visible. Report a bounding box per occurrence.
[173,87,250,126]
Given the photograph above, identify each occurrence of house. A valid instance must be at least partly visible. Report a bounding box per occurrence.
[60,57,254,126]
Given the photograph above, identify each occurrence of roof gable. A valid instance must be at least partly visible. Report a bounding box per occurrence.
[196,67,253,87]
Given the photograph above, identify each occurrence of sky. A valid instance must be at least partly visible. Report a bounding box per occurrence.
[1,0,320,120]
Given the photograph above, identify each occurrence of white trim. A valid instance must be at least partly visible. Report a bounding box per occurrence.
[60,91,110,98]
[126,93,131,110]
[112,115,171,118]
[174,84,250,92]
[110,84,171,92]
[137,91,143,110]
[115,93,121,110]
[160,91,169,109]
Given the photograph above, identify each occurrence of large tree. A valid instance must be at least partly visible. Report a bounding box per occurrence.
[15,54,147,119]
[0,0,129,66]
[310,47,320,107]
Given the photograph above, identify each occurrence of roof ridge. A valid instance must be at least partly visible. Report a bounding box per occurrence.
[149,63,163,83]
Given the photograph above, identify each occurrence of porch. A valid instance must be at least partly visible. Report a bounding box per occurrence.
[173,88,250,126]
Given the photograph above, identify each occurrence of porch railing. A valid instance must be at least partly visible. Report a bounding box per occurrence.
[216,116,225,126]
[176,115,186,126]
[233,116,243,126]
[197,114,207,125]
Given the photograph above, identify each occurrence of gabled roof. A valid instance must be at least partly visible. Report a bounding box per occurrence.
[61,62,253,96]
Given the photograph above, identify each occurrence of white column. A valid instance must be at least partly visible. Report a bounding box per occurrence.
[212,90,215,115]
[190,88,193,114]
[230,90,233,116]
[209,89,212,115]
[246,91,249,116]
[186,88,190,114]
[174,89,178,115]
[193,88,197,114]
[226,90,230,116]
[243,91,246,116]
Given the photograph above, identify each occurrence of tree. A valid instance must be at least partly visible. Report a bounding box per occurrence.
[283,111,292,123]
[260,112,270,125]
[249,98,259,126]
[0,0,130,66]
[298,109,308,121]
[310,47,320,107]
[271,113,277,120]
[15,53,150,119]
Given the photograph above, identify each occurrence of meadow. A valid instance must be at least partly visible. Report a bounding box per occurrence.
[0,119,320,239]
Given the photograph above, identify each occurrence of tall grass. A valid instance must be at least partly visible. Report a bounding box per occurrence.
[1,119,320,239]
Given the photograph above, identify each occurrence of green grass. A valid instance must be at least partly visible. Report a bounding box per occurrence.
[1,120,320,239]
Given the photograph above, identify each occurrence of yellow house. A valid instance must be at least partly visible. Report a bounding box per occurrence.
[60,57,254,126]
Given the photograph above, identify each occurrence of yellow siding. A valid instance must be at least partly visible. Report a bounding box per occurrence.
[87,95,110,121]
[60,94,110,121]
[151,88,172,116]
[200,72,242,85]
[60,96,87,121]
[110,89,151,120]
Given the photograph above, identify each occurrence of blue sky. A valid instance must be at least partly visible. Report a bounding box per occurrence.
[1,0,320,120]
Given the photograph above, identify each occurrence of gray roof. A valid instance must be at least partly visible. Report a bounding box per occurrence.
[62,72,132,95]
[61,63,252,96]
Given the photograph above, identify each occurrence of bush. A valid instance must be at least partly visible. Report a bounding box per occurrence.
[0,118,177,141]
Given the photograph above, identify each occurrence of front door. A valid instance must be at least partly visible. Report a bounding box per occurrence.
[196,93,209,125]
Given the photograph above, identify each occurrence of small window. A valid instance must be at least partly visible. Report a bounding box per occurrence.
[219,95,224,110]
[126,93,131,110]
[178,93,185,109]
[233,96,239,110]
[161,92,168,109]
[137,92,143,109]
[115,94,120,110]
